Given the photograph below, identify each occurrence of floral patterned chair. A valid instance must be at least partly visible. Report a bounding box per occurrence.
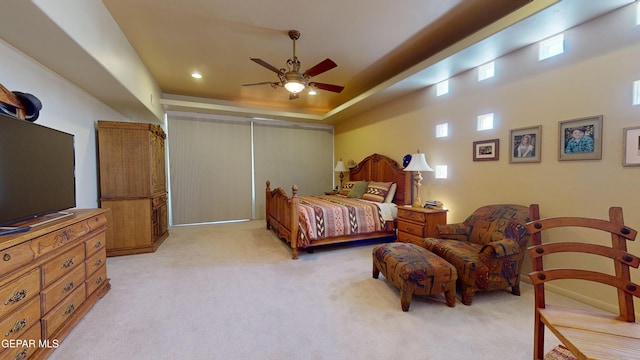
[414,204,538,305]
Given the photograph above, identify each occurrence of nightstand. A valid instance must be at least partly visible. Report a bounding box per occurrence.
[397,206,448,245]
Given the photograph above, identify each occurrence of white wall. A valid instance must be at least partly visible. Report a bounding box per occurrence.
[0,40,130,208]
[31,0,164,122]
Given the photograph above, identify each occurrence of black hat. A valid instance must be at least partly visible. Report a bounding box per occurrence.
[12,91,42,122]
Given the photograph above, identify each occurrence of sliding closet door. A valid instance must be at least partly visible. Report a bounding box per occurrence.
[168,116,252,225]
[253,123,333,220]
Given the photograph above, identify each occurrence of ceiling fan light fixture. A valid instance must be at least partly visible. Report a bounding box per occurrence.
[283,71,306,93]
[284,79,305,93]
[245,30,343,99]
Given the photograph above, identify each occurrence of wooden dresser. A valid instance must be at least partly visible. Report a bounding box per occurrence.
[97,121,169,256]
[0,209,110,360]
[396,206,448,244]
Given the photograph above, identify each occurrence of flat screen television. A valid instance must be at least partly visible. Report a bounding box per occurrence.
[0,113,76,227]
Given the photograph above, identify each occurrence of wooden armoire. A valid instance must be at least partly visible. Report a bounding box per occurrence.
[97,121,169,256]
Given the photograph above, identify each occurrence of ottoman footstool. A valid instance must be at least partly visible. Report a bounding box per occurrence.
[372,242,457,311]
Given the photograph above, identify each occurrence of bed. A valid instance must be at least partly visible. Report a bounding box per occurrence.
[265,153,412,259]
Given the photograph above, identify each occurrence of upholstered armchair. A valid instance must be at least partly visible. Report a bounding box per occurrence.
[416,204,537,305]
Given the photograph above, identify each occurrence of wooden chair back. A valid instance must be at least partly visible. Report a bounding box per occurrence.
[526,206,640,359]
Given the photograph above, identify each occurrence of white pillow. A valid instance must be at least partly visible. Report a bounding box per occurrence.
[384,183,397,203]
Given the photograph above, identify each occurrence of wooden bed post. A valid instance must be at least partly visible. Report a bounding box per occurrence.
[290,184,299,260]
[265,181,271,230]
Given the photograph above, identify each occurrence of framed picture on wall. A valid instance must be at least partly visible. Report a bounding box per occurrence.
[473,139,499,161]
[623,126,640,167]
[558,115,603,161]
[509,125,541,163]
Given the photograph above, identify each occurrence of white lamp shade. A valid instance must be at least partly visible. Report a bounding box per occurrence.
[404,153,433,172]
[284,80,305,93]
[334,160,348,172]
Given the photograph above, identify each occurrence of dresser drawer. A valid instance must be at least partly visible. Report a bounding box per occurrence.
[0,268,40,320]
[86,265,107,296]
[42,283,86,339]
[85,231,106,257]
[41,264,85,314]
[397,220,427,237]
[397,231,424,246]
[0,296,40,340]
[397,208,427,223]
[30,219,91,258]
[0,321,41,360]
[85,247,106,278]
[41,244,85,288]
[0,242,35,278]
[86,213,107,232]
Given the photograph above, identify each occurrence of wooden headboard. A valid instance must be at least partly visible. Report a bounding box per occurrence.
[348,153,412,206]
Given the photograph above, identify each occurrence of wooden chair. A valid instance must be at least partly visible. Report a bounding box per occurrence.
[526,206,640,360]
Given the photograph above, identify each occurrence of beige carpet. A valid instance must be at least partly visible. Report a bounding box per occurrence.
[48,220,579,360]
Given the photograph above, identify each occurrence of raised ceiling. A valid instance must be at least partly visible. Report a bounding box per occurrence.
[103,0,530,115]
[0,1,634,124]
[101,0,633,124]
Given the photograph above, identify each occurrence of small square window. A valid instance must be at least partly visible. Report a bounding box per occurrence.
[435,123,449,138]
[478,62,495,81]
[634,80,640,106]
[435,165,447,179]
[477,113,494,131]
[436,80,449,96]
[539,34,564,61]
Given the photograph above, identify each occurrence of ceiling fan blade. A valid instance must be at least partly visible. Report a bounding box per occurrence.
[312,82,344,93]
[289,93,299,100]
[303,58,337,78]
[250,58,282,74]
[242,81,277,87]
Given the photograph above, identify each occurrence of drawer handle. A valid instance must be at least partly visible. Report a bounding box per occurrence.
[64,303,75,316]
[3,253,10,261]
[94,241,102,249]
[63,281,75,292]
[14,349,28,360]
[405,226,413,232]
[61,258,74,268]
[94,259,103,267]
[5,318,27,337]
[95,276,103,285]
[4,290,27,305]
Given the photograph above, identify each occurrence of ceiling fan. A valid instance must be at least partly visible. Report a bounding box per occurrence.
[242,30,344,100]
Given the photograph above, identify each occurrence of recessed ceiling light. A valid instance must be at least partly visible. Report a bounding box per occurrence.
[191,72,202,79]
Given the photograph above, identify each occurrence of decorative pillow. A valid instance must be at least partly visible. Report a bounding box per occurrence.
[347,181,369,198]
[339,181,357,196]
[384,183,397,203]
[362,181,393,203]
[468,219,495,245]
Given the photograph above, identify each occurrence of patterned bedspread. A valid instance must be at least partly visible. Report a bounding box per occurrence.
[297,195,386,248]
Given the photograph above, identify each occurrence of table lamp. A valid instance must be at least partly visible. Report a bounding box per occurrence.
[334,159,348,189]
[403,152,433,207]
